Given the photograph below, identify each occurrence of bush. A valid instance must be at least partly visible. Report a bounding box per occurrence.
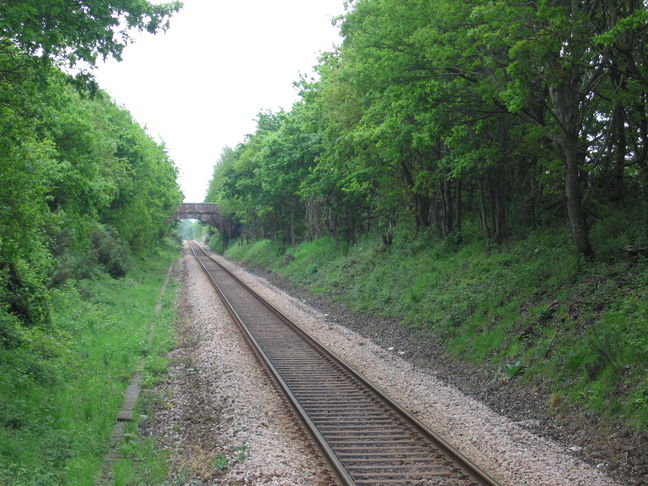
[207,232,224,254]
[0,311,24,350]
[0,259,51,328]
[90,225,129,278]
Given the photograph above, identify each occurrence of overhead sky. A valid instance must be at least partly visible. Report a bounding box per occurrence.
[95,0,346,202]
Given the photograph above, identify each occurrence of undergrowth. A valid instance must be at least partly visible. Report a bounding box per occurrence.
[222,215,648,431]
[0,240,178,485]
[111,264,177,486]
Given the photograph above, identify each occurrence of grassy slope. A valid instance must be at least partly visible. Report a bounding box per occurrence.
[0,241,178,485]
[224,218,648,432]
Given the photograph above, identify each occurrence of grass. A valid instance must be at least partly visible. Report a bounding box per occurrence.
[223,216,648,431]
[112,435,168,486]
[0,239,179,485]
[111,264,178,486]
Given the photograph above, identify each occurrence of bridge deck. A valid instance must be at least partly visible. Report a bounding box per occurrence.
[174,203,233,240]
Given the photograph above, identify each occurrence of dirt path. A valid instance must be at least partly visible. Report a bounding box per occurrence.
[142,245,624,485]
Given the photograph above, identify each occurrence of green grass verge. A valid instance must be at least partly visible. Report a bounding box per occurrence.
[111,268,177,486]
[224,217,648,431]
[0,240,179,485]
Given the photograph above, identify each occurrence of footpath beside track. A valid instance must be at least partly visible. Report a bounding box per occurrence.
[189,241,499,486]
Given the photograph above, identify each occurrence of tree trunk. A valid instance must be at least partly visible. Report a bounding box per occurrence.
[289,206,296,245]
[547,60,594,258]
[636,103,648,240]
[607,103,626,203]
[431,193,442,234]
[442,178,453,235]
[564,135,594,258]
[414,194,431,231]
[489,174,500,241]
[496,168,507,241]
[455,179,462,236]
[529,174,537,228]
[527,159,538,228]
[478,176,491,239]
[305,197,321,240]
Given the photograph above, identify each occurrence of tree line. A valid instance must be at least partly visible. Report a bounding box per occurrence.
[206,0,648,258]
[1,1,182,342]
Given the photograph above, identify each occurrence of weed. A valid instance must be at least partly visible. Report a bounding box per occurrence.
[213,453,229,472]
[173,469,191,485]
[234,444,250,464]
[584,331,624,378]
[503,361,525,380]
[0,242,179,485]
[549,392,562,409]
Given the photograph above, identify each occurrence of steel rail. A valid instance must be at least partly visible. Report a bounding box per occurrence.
[189,241,501,486]
[189,242,351,485]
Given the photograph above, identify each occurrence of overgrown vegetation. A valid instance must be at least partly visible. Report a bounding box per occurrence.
[223,214,648,431]
[112,433,170,486]
[205,0,648,433]
[1,0,182,321]
[1,3,183,483]
[0,241,178,485]
[111,259,178,486]
[0,63,183,329]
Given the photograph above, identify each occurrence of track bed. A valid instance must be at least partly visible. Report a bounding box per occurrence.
[190,242,499,486]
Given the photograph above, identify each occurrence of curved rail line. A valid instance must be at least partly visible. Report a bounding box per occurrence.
[189,241,500,486]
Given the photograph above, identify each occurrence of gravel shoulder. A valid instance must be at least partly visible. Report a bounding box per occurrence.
[207,247,630,486]
[140,246,326,485]
[141,244,638,485]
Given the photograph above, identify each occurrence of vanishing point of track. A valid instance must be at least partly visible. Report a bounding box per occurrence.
[189,241,500,486]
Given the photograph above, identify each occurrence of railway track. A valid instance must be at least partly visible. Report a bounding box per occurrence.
[189,241,500,486]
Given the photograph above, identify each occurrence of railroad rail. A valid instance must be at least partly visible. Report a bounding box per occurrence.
[189,241,500,486]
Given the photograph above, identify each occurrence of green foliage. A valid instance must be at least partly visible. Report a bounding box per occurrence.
[0,0,183,335]
[211,1,648,431]
[0,244,178,485]
[113,436,169,486]
[206,232,225,254]
[227,216,648,430]
[112,252,177,486]
[0,3,182,483]
[276,237,347,284]
[234,444,250,464]
[0,56,182,333]
[225,239,284,269]
[207,0,647,260]
[0,0,181,69]
[503,361,526,381]
[213,454,229,472]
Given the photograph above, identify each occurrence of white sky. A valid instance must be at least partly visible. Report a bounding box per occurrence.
[95,0,345,202]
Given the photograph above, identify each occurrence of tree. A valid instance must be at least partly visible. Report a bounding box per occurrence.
[205,0,647,260]
[0,0,181,66]
[473,0,647,257]
[0,60,182,327]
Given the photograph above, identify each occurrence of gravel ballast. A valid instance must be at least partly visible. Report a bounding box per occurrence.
[142,247,326,485]
[205,245,623,486]
[144,244,626,485]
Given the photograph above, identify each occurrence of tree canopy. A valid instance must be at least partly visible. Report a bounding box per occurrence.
[1,1,182,340]
[206,0,648,258]
[0,0,181,66]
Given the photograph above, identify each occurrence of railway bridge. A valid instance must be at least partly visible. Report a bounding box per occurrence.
[174,203,235,242]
